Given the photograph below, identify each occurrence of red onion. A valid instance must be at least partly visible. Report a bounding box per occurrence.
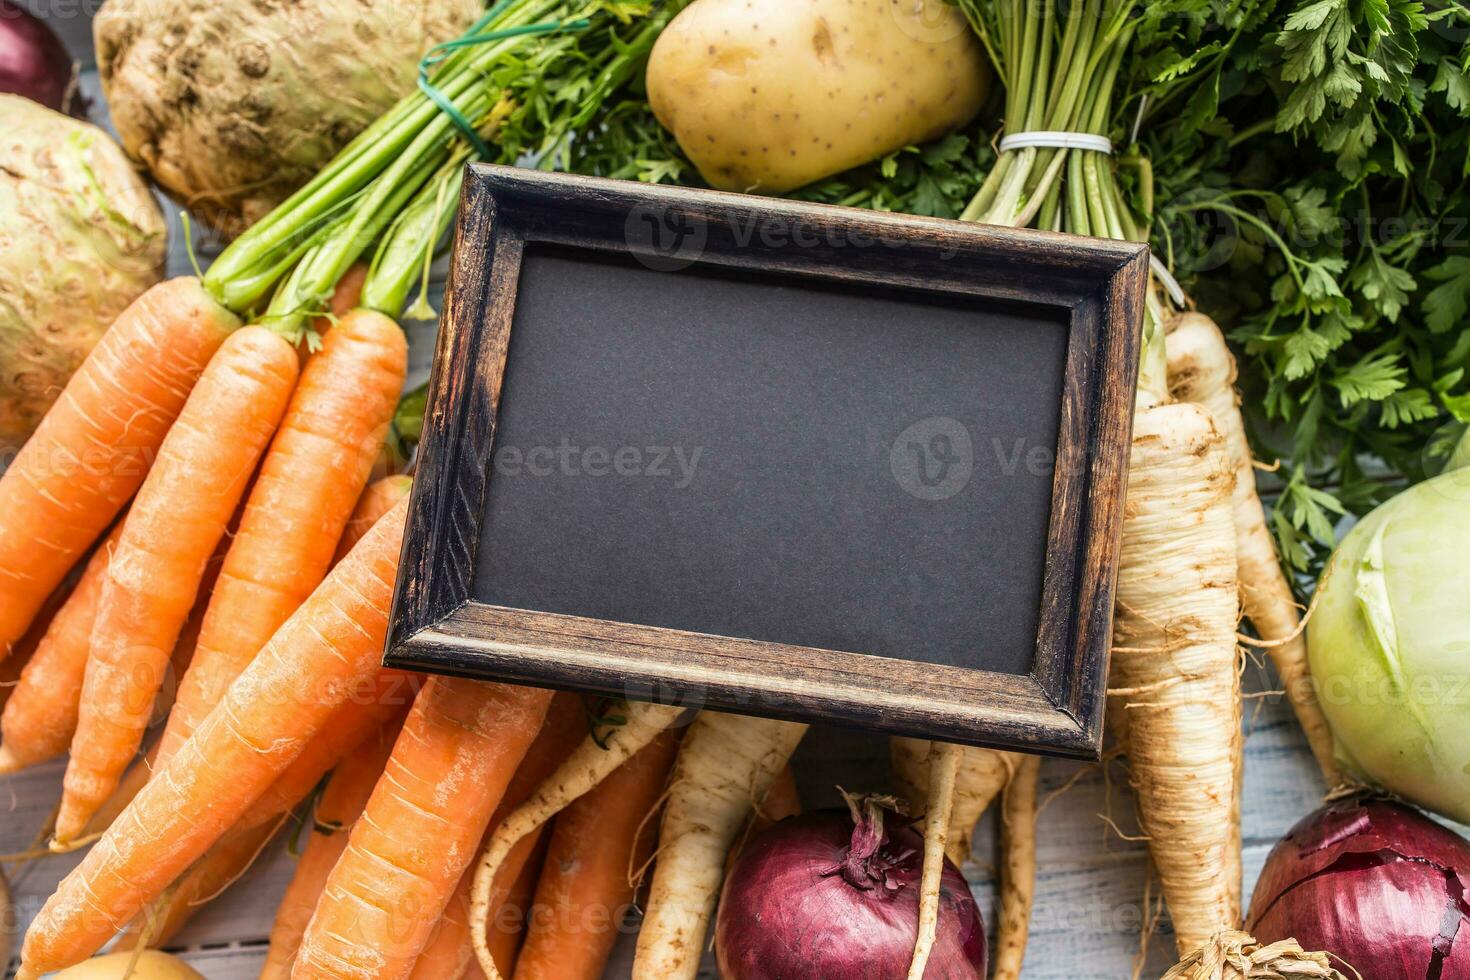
[1247,796,1470,979]
[716,798,986,979]
[0,0,76,114]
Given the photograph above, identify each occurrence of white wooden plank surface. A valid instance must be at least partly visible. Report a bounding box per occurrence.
[5,9,1355,977]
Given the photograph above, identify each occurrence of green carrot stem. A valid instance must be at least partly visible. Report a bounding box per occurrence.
[202,0,574,313]
[360,157,469,319]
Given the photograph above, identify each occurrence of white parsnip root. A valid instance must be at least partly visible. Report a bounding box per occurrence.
[1162,931,1350,979]
[1111,402,1242,955]
[470,699,684,979]
[992,754,1039,980]
[891,736,1016,864]
[632,712,808,980]
[1166,311,1339,784]
[907,741,960,980]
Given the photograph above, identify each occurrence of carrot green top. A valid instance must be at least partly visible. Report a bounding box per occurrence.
[199,0,691,332]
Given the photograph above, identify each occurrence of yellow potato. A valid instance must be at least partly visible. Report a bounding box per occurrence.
[647,0,991,193]
[53,951,205,980]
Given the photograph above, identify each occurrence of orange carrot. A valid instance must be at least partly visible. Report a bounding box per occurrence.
[410,833,547,980]
[260,717,403,980]
[292,678,555,979]
[488,833,551,977]
[308,262,371,352]
[407,818,553,980]
[237,673,419,832]
[233,481,419,833]
[514,729,681,980]
[0,278,238,656]
[82,744,156,839]
[159,519,235,708]
[316,716,406,828]
[0,573,72,718]
[126,712,405,952]
[55,325,299,844]
[156,310,405,767]
[118,813,287,951]
[0,518,126,773]
[337,475,414,564]
[480,830,552,973]
[447,693,591,979]
[213,477,412,803]
[17,497,409,977]
[500,693,592,815]
[409,873,480,980]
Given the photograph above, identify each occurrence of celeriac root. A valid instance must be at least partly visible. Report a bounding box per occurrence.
[1162,931,1351,979]
[632,712,808,980]
[471,699,683,979]
[1111,402,1242,955]
[992,754,1039,980]
[908,741,961,980]
[890,736,1016,864]
[1166,311,1338,784]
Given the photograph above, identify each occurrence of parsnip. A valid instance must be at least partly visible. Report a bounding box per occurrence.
[1166,311,1338,784]
[1111,402,1242,954]
[891,736,1015,864]
[907,742,961,980]
[470,700,683,978]
[632,712,808,980]
[992,755,1040,980]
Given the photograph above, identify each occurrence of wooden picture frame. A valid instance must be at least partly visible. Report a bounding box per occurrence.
[386,164,1147,759]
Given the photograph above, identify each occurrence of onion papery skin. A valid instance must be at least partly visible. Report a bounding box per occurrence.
[0,0,74,114]
[1247,797,1470,979]
[716,808,986,980]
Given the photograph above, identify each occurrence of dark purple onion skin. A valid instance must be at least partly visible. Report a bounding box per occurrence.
[1247,797,1470,979]
[716,808,986,980]
[0,0,75,114]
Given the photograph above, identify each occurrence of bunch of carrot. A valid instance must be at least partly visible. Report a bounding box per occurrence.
[8,456,698,980]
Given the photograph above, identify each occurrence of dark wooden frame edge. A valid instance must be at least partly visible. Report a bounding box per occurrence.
[386,164,1148,760]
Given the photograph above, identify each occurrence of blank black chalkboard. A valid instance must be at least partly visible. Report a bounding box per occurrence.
[387,166,1147,757]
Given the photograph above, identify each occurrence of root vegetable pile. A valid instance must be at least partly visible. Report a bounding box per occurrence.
[2,0,1464,974]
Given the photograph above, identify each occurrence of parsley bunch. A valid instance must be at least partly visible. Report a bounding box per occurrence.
[1147,0,1470,572]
